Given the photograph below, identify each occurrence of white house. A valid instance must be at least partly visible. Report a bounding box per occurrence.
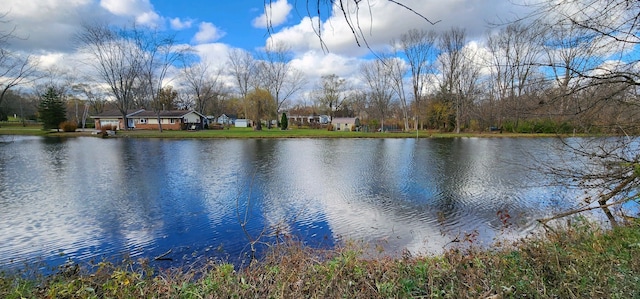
[332,117,360,131]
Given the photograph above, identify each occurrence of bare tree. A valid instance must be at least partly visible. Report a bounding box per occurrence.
[76,23,144,130]
[523,0,640,224]
[0,12,39,108]
[72,83,107,116]
[386,52,410,131]
[399,29,438,130]
[227,48,258,119]
[486,22,543,129]
[439,28,480,133]
[257,42,306,127]
[182,60,227,116]
[136,29,189,132]
[360,57,395,131]
[315,74,348,119]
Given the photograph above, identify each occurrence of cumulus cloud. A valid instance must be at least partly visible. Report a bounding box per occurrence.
[99,0,161,26]
[0,0,169,54]
[267,0,529,56]
[252,0,293,28]
[193,22,226,44]
[290,50,362,81]
[170,17,193,30]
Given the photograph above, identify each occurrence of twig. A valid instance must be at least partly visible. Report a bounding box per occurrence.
[154,249,173,261]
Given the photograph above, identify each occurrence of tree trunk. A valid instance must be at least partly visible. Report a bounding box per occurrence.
[157,114,163,133]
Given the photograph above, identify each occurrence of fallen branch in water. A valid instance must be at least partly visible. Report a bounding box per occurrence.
[154,249,173,261]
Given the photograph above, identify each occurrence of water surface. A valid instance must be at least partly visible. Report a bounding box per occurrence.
[0,136,581,269]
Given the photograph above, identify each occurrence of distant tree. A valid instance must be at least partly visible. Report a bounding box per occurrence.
[315,74,348,120]
[399,29,438,130]
[246,88,276,131]
[157,86,178,110]
[227,49,258,120]
[76,23,144,130]
[360,58,395,131]
[280,112,288,130]
[182,59,226,115]
[486,22,543,130]
[257,42,306,127]
[136,29,189,132]
[386,53,411,131]
[438,27,481,133]
[72,83,107,116]
[38,87,66,131]
[0,12,39,109]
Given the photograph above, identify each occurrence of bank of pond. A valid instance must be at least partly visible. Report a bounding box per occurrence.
[1,220,639,298]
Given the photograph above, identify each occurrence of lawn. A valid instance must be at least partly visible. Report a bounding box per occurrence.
[0,123,579,139]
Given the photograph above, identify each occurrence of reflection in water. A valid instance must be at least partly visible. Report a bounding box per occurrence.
[0,136,583,270]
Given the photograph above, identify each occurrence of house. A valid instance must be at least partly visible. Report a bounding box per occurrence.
[331,117,360,131]
[91,109,205,130]
[217,114,237,125]
[91,109,144,130]
[128,110,205,130]
[287,114,331,126]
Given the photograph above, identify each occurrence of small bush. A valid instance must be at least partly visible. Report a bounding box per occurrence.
[100,124,116,137]
[59,121,78,132]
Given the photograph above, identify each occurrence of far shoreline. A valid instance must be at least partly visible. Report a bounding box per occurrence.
[0,126,594,139]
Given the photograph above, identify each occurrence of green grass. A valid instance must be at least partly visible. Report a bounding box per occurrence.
[115,127,577,139]
[0,122,48,136]
[2,219,639,298]
[0,125,573,139]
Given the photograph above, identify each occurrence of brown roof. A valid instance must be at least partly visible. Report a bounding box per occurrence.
[90,109,144,118]
[92,109,204,119]
[129,110,204,118]
[331,117,359,124]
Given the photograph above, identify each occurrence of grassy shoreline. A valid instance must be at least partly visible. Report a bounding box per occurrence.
[0,125,589,139]
[1,219,638,298]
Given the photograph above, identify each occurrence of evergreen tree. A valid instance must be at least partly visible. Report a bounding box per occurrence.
[280,112,288,130]
[38,87,66,131]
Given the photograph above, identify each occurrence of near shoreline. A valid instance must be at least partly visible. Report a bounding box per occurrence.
[1,220,638,298]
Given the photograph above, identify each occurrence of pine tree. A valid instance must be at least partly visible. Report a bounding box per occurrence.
[38,87,66,131]
[280,112,288,130]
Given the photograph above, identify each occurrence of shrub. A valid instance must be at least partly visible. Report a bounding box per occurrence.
[59,121,78,132]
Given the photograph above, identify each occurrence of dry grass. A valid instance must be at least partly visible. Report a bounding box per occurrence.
[2,218,639,298]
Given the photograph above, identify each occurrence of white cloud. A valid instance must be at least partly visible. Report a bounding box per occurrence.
[192,43,232,69]
[99,0,161,26]
[193,22,226,44]
[267,0,531,56]
[290,50,362,81]
[0,0,104,53]
[252,0,293,28]
[170,17,193,30]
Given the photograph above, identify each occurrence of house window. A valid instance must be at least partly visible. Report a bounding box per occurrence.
[170,118,175,124]
[140,118,147,124]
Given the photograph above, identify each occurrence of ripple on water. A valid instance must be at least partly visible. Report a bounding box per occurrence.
[0,137,599,270]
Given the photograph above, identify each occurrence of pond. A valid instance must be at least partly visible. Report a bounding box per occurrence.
[0,136,586,270]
